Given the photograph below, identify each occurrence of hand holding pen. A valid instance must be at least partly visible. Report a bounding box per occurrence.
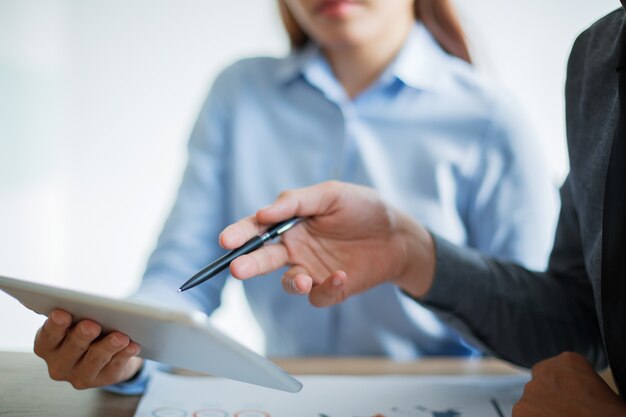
[207,182,437,307]
[179,217,303,292]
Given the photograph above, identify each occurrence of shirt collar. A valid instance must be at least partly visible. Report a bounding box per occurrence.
[274,22,453,93]
[274,42,320,85]
[385,22,451,92]
[275,42,348,103]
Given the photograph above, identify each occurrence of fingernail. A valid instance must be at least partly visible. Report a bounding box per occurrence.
[290,279,299,294]
[111,335,124,347]
[80,324,95,336]
[127,345,140,356]
[332,276,343,287]
[51,311,67,325]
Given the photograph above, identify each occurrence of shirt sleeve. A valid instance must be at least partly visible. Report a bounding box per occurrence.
[101,360,167,396]
[419,176,607,369]
[104,68,240,395]
[136,67,240,314]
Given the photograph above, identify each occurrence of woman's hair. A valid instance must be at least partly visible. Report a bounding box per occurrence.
[278,0,471,63]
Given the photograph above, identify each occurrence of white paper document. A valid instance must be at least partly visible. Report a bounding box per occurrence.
[134,371,529,417]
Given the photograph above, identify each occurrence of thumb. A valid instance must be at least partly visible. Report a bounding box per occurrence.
[257,181,342,224]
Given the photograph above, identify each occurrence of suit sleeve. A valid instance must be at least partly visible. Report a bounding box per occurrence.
[419,176,607,368]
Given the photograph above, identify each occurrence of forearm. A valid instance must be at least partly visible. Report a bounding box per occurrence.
[391,211,436,298]
[414,235,606,368]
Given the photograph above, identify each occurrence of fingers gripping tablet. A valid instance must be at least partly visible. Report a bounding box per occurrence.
[0,275,302,392]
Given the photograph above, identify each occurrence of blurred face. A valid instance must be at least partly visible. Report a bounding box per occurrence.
[283,0,415,50]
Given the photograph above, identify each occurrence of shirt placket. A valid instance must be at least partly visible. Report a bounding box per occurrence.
[334,101,361,182]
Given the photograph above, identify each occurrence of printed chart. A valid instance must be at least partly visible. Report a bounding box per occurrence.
[134,372,528,417]
[150,409,269,417]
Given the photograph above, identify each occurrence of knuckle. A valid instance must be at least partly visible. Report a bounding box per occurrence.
[531,360,550,377]
[512,400,529,417]
[558,351,576,359]
[108,355,126,369]
[320,181,337,194]
[266,250,280,271]
[522,380,541,398]
[49,373,64,382]
[278,190,294,200]
[252,252,265,273]
[65,331,92,352]
[48,365,66,381]
[39,325,63,344]
[33,343,44,358]
[323,180,340,190]
[557,351,583,366]
[70,379,90,390]
[66,337,87,352]
[88,351,110,368]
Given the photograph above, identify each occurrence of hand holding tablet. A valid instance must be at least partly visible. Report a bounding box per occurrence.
[34,308,144,390]
[0,275,302,393]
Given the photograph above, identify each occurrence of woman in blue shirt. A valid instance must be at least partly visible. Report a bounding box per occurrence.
[33,0,558,392]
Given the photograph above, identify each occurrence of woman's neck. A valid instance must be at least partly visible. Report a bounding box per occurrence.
[324,19,415,99]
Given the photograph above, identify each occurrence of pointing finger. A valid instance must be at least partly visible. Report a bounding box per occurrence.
[220,215,261,249]
[230,243,290,280]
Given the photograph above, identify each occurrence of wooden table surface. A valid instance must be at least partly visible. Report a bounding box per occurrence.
[0,351,524,417]
[0,351,615,417]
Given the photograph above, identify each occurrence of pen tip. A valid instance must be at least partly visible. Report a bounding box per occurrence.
[177,288,183,293]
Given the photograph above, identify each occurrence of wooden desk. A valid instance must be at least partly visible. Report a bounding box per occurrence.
[0,351,522,417]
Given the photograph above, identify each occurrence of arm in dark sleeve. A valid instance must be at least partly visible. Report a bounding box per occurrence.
[419,177,607,369]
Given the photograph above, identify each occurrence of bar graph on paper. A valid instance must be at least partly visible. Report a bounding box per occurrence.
[135,372,528,417]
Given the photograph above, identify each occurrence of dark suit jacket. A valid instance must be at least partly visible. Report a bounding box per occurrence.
[419,8,625,393]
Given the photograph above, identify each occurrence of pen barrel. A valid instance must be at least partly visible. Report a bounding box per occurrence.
[224,235,265,264]
[202,236,265,278]
[180,218,303,291]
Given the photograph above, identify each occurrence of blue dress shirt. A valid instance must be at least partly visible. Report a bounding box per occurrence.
[108,23,558,394]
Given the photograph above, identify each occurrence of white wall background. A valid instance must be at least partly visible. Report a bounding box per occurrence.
[0,0,620,353]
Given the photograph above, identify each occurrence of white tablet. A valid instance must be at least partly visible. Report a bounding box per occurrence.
[0,275,302,393]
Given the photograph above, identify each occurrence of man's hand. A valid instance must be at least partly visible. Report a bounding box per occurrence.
[34,309,143,389]
[513,352,626,417]
[219,181,436,307]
